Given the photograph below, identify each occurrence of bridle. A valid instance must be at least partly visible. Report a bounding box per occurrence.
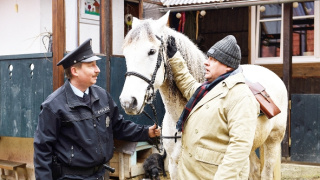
[124,35,166,151]
[124,35,166,115]
[124,35,181,152]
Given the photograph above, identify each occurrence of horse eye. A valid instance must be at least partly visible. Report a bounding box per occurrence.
[148,49,156,56]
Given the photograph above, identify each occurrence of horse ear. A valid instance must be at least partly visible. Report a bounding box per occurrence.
[157,11,170,29]
[132,17,141,29]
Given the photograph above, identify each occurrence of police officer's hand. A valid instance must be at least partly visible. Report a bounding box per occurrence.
[148,124,161,138]
[167,36,177,59]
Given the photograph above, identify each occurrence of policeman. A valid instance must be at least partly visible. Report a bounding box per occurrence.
[34,38,161,180]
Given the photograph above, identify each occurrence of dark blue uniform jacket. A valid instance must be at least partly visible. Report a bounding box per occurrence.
[34,81,150,179]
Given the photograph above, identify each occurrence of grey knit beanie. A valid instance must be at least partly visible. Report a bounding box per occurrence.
[207,35,241,69]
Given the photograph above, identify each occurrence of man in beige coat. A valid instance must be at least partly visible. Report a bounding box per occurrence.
[166,35,260,180]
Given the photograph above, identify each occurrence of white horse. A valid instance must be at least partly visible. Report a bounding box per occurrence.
[120,11,288,180]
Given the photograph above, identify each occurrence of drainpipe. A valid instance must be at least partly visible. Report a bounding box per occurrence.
[159,0,313,12]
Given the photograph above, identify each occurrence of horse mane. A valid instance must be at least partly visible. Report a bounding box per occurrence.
[123,20,206,96]
[123,20,156,48]
[163,27,206,96]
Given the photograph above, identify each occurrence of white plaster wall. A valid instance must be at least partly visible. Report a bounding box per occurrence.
[0,0,51,55]
[40,0,53,53]
[0,0,125,56]
[112,0,124,55]
[79,23,100,53]
[78,0,100,54]
[66,0,78,52]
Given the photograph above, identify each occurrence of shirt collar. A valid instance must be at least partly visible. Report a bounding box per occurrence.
[69,82,89,98]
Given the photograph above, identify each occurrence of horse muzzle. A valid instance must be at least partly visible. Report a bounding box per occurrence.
[119,96,144,115]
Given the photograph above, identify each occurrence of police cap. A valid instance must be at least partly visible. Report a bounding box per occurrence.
[57,38,101,69]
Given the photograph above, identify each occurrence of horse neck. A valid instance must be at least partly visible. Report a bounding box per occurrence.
[164,28,206,83]
[158,80,187,122]
[155,28,205,120]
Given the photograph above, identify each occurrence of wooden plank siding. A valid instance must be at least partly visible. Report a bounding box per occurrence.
[198,7,249,64]
[0,53,53,137]
[263,63,320,78]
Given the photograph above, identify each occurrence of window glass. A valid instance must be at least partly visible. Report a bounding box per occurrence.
[259,4,282,57]
[293,1,314,16]
[257,2,315,58]
[259,21,281,57]
[293,1,314,56]
[260,4,282,19]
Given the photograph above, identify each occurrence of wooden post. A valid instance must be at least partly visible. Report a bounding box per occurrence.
[100,0,112,92]
[52,0,66,91]
[139,0,143,19]
[282,2,293,158]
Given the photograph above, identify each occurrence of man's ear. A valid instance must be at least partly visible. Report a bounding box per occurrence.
[70,66,78,77]
[226,66,234,72]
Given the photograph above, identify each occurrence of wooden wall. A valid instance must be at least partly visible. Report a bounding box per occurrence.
[198,7,249,64]
[170,7,249,66]
[264,64,320,94]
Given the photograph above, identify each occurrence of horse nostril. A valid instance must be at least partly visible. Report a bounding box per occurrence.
[131,97,137,108]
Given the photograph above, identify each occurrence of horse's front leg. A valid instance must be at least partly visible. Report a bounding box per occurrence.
[249,150,261,180]
[162,133,181,180]
[167,141,181,180]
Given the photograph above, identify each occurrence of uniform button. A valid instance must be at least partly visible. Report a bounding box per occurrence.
[189,153,192,157]
[71,154,74,157]
[195,129,198,134]
[205,104,209,109]
[94,124,97,127]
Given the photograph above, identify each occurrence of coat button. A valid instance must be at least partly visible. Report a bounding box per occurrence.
[94,124,97,127]
[189,153,192,157]
[205,104,209,109]
[195,129,198,134]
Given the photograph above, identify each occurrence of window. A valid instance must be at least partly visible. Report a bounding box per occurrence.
[251,1,320,64]
[259,4,282,58]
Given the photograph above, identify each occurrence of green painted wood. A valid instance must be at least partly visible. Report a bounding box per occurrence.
[0,53,53,60]
[109,57,165,126]
[96,55,107,90]
[291,94,320,163]
[0,56,53,137]
[0,54,142,138]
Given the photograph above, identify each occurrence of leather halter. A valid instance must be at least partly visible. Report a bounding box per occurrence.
[124,35,166,113]
[124,36,180,150]
[124,36,167,152]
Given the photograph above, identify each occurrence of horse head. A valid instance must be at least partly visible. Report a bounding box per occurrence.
[120,12,171,115]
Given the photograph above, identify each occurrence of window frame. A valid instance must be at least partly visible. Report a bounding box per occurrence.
[250,1,320,65]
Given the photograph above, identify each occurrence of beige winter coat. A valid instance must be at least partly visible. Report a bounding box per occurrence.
[169,52,260,180]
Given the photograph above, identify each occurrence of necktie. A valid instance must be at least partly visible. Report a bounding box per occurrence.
[83,93,90,105]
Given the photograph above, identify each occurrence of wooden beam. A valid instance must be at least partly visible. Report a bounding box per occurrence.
[262,63,320,78]
[100,0,113,92]
[139,0,143,19]
[281,2,293,158]
[52,0,66,91]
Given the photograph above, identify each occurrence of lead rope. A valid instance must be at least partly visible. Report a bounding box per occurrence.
[142,35,165,153]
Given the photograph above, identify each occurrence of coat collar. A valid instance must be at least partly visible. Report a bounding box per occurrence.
[65,81,100,108]
[189,67,245,116]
